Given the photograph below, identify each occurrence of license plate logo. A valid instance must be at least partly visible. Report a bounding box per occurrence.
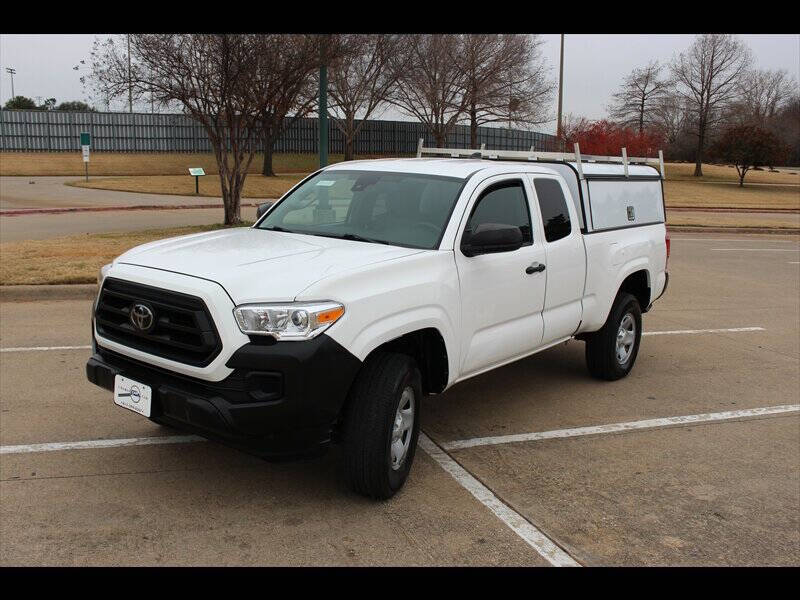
[114,375,152,417]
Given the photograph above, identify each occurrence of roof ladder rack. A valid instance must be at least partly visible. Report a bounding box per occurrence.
[416,138,665,180]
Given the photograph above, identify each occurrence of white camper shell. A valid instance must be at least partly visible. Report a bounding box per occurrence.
[417,140,667,235]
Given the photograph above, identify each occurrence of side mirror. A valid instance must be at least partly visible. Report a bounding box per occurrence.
[462,223,523,257]
[256,201,274,219]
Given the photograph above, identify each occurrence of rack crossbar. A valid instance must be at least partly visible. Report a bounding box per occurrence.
[416,138,665,179]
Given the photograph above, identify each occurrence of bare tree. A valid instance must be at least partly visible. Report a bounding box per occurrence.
[608,60,671,134]
[455,34,552,148]
[733,69,797,126]
[327,34,410,161]
[652,92,692,146]
[389,35,467,147]
[251,34,324,176]
[91,34,263,224]
[670,34,752,176]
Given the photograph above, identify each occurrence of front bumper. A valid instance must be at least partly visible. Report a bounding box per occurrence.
[86,333,362,458]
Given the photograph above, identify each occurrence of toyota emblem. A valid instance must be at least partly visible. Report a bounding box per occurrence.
[130,303,155,332]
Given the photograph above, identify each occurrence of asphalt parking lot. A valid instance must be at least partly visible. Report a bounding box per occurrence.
[1,231,798,566]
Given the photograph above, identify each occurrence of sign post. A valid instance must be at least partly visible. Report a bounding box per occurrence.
[188,167,206,195]
[80,132,91,181]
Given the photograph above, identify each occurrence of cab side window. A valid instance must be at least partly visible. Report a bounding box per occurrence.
[465,180,533,245]
[534,178,572,242]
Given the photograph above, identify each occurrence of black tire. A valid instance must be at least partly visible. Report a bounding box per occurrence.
[585,292,642,381]
[342,352,422,500]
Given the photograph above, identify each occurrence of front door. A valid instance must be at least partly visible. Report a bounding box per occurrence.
[455,176,547,378]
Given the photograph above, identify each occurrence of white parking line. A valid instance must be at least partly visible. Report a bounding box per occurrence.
[671,238,798,243]
[643,327,764,336]
[711,248,800,252]
[441,404,800,451]
[418,433,580,567]
[0,328,764,352]
[0,435,205,455]
[0,345,92,353]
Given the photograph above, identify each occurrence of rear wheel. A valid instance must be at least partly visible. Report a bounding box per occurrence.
[342,352,421,500]
[585,292,642,380]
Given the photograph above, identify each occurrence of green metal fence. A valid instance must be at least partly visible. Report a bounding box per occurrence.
[0,109,561,154]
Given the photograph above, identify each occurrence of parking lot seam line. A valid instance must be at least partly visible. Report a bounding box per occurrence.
[0,435,206,455]
[711,248,800,252]
[418,432,581,567]
[441,405,800,451]
[670,238,799,243]
[0,345,92,353]
[643,327,765,336]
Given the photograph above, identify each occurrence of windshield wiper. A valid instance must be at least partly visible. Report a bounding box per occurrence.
[339,233,391,245]
[261,225,289,232]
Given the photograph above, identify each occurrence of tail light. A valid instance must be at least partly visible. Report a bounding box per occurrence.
[665,230,671,268]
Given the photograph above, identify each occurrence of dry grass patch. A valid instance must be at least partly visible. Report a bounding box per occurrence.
[0,152,407,177]
[67,174,304,199]
[664,162,800,184]
[667,211,799,229]
[0,223,250,285]
[664,180,799,210]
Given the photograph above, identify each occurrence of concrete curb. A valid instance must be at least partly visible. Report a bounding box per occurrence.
[0,284,98,302]
[667,225,800,235]
[0,201,274,217]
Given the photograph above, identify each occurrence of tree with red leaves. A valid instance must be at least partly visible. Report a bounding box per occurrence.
[561,118,665,158]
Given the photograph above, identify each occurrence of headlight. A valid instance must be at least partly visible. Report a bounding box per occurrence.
[233,301,344,341]
[98,263,112,285]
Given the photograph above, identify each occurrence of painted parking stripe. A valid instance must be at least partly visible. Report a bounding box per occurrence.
[418,433,580,567]
[0,345,92,353]
[643,327,764,336]
[442,405,800,451]
[0,435,205,455]
[671,237,799,243]
[711,248,800,252]
[0,328,764,353]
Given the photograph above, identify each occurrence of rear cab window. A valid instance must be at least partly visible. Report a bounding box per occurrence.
[533,177,572,242]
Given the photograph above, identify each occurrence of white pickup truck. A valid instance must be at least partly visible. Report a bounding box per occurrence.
[86,143,669,499]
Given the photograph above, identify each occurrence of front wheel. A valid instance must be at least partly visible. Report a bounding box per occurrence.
[585,292,642,381]
[342,352,422,500]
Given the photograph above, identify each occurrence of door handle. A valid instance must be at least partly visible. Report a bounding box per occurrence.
[526,262,546,275]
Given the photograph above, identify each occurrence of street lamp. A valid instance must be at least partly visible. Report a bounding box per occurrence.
[5,67,16,99]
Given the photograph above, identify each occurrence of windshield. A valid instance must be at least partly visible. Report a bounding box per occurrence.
[256,170,465,249]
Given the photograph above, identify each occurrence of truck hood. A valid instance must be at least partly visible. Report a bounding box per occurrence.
[116,227,424,304]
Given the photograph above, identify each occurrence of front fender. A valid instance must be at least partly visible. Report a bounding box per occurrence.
[296,251,461,386]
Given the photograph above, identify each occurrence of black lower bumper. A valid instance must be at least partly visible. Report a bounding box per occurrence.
[86,334,362,459]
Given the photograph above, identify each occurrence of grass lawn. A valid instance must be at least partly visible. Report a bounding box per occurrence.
[67,174,305,199]
[664,180,800,210]
[0,223,251,285]
[0,152,408,177]
[664,162,799,184]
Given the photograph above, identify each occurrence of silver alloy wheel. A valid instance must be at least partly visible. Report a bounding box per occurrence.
[390,386,415,471]
[616,312,636,365]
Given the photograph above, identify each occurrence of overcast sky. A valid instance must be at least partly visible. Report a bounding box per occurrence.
[1,34,798,134]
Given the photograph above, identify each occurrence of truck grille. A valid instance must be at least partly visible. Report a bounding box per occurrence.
[95,278,222,367]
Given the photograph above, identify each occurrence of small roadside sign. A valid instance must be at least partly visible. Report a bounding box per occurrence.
[80,132,91,181]
[189,167,206,194]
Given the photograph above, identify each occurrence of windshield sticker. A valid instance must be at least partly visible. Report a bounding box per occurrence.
[316,180,336,187]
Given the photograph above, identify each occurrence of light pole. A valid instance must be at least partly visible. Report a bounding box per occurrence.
[318,40,328,168]
[5,67,16,99]
[127,34,133,113]
[557,34,564,142]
